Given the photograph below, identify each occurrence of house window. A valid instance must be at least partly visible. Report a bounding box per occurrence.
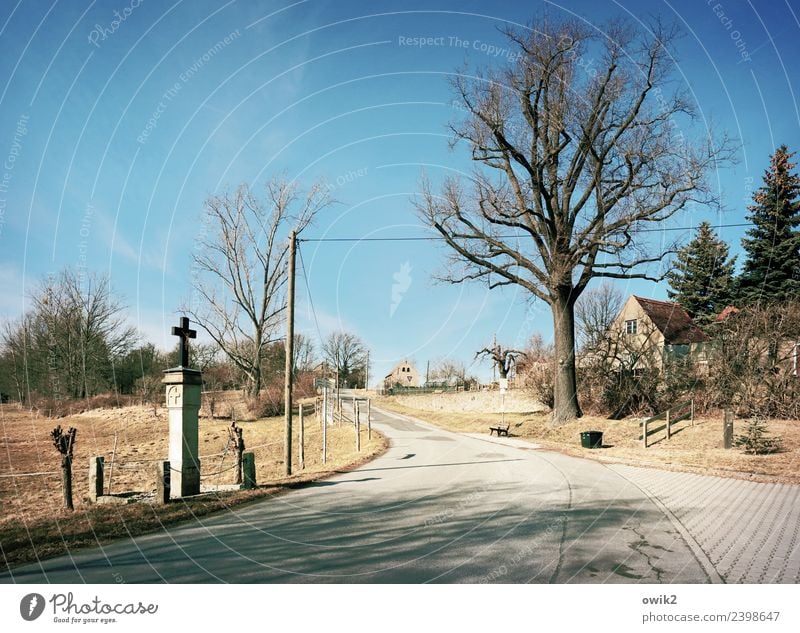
[625,319,638,335]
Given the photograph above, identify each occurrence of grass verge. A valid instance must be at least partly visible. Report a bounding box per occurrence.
[376,396,800,485]
[0,404,388,573]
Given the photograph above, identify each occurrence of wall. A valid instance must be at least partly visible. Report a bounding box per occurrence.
[385,389,547,414]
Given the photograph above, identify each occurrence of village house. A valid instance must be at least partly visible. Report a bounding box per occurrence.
[383,359,421,389]
[608,295,709,372]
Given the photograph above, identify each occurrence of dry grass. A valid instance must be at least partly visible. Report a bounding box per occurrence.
[377,396,800,485]
[0,402,387,572]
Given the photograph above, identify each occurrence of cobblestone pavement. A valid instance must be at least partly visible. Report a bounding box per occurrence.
[607,464,800,583]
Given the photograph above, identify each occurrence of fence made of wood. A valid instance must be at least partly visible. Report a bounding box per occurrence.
[641,399,694,448]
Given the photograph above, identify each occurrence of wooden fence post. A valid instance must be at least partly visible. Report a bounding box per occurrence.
[156,461,170,504]
[355,402,361,452]
[642,418,648,448]
[322,388,328,464]
[367,398,371,440]
[89,456,104,502]
[690,399,695,426]
[299,404,305,470]
[723,410,734,449]
[242,452,256,489]
[666,408,671,440]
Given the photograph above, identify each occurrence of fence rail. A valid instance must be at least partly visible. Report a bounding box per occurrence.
[641,399,694,448]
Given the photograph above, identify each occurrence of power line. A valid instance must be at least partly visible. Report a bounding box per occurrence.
[299,222,754,243]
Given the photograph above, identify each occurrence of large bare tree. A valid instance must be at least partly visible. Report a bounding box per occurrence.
[188,178,331,397]
[416,18,733,423]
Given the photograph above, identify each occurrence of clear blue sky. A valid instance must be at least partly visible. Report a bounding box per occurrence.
[1,0,799,384]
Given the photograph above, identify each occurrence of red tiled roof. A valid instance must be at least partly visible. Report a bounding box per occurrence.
[714,305,740,322]
[633,296,709,344]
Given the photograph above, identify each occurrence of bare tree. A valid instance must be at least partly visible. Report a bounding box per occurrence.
[575,283,624,351]
[187,178,331,398]
[293,333,317,374]
[416,18,733,423]
[322,331,368,388]
[3,269,136,401]
[428,358,466,386]
[475,344,525,379]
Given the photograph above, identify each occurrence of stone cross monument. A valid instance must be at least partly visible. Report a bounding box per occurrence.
[162,317,201,498]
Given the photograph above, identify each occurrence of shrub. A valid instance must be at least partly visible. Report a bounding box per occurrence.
[522,363,554,410]
[245,385,284,419]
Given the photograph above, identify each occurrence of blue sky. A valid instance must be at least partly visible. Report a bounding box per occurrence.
[1,0,799,384]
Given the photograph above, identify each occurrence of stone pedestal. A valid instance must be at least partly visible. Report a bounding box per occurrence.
[162,368,202,498]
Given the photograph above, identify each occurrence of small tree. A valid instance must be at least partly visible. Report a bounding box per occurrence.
[738,145,800,304]
[519,334,555,409]
[51,425,77,510]
[734,416,783,454]
[227,421,245,484]
[666,222,736,326]
[575,283,624,352]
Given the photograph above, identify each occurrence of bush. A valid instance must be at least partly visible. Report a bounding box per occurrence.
[522,363,554,410]
[245,385,284,419]
[707,303,800,419]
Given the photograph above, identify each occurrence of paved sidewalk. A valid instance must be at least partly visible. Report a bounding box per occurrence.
[607,464,800,583]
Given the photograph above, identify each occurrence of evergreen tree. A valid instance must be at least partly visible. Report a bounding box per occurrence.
[738,145,800,304]
[666,221,736,325]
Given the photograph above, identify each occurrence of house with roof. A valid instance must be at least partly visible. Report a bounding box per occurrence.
[383,359,421,389]
[607,295,709,372]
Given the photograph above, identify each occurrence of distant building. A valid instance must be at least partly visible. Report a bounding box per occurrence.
[608,295,709,371]
[383,359,421,389]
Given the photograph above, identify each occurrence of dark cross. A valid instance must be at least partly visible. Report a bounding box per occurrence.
[171,317,197,367]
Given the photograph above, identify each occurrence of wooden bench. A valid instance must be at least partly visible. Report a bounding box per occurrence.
[489,423,510,437]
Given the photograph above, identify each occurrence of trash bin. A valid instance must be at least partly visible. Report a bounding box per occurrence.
[580,431,603,449]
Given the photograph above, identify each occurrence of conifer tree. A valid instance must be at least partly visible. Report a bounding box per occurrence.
[738,145,800,304]
[666,221,736,325]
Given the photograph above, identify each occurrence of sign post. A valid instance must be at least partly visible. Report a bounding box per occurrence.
[499,378,508,428]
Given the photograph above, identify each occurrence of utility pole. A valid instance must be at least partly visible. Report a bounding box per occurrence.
[365,350,369,391]
[283,229,297,476]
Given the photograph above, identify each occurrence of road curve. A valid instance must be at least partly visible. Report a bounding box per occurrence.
[2,406,718,583]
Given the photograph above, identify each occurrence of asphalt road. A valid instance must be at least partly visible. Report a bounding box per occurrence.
[3,403,796,584]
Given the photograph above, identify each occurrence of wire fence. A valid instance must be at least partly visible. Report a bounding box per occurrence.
[1,400,376,499]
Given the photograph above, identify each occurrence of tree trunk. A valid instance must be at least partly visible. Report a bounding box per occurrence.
[247,362,262,399]
[550,293,582,425]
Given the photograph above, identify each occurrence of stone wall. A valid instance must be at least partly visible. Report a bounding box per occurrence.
[385,389,546,414]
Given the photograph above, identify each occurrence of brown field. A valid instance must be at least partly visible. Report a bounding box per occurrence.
[377,396,800,485]
[0,402,387,572]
